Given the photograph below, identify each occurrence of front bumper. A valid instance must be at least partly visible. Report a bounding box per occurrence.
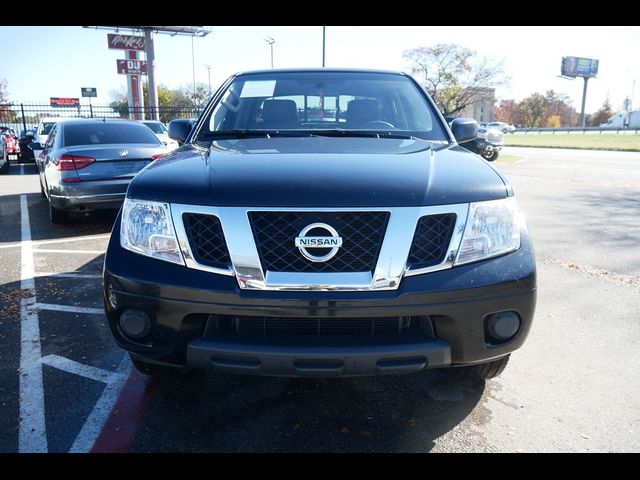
[104,213,537,377]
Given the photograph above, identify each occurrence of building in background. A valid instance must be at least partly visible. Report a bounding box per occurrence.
[460,87,495,123]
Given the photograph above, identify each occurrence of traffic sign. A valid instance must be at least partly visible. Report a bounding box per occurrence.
[81,87,97,98]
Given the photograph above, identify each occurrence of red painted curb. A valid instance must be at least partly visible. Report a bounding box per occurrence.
[90,370,155,453]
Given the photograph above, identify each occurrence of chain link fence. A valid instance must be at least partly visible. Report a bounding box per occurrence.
[0,102,204,133]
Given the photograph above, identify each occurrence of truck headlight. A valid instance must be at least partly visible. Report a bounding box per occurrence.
[120,198,184,265]
[455,197,521,265]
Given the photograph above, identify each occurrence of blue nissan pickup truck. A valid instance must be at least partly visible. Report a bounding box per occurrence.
[103,69,536,380]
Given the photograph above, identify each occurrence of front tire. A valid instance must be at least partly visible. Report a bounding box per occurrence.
[49,202,69,224]
[481,150,499,161]
[457,355,510,381]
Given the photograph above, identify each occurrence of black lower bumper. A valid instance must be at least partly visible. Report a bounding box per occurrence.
[104,214,537,377]
[187,336,451,377]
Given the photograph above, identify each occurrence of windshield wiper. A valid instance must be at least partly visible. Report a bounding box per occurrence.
[307,129,420,140]
[197,130,317,141]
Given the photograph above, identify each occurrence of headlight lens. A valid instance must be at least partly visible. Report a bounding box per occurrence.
[120,198,184,265]
[455,197,521,265]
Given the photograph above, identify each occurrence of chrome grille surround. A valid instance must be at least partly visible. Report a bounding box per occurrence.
[171,204,469,291]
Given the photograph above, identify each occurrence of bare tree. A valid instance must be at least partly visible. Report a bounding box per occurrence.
[403,44,508,117]
[0,78,17,124]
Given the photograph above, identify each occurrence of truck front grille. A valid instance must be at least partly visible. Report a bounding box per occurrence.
[183,213,231,269]
[248,211,389,273]
[407,213,456,269]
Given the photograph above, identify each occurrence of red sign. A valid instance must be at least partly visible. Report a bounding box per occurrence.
[117,59,147,75]
[50,97,80,107]
[108,34,145,51]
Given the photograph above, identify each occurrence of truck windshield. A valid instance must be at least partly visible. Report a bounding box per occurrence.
[196,71,448,142]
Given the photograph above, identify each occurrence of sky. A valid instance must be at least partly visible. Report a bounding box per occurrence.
[2,26,639,114]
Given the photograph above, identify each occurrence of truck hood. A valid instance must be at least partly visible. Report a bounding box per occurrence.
[128,136,509,207]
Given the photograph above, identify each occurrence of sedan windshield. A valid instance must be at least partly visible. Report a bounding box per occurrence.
[143,122,168,135]
[196,71,448,142]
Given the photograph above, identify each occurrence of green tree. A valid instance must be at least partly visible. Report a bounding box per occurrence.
[403,43,507,117]
[590,97,613,127]
[519,93,547,127]
[108,87,129,118]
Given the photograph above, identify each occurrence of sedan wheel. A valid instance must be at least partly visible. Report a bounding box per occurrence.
[49,202,69,224]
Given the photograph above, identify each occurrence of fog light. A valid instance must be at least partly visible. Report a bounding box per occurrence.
[485,311,520,343]
[119,309,151,339]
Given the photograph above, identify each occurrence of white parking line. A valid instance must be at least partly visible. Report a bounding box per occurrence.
[36,272,102,279]
[41,354,125,384]
[0,234,111,250]
[33,249,104,255]
[32,303,103,315]
[69,355,131,453]
[18,195,48,453]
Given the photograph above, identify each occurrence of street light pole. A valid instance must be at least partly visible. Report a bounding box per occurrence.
[264,37,275,68]
[191,34,196,98]
[205,65,211,95]
[322,26,326,67]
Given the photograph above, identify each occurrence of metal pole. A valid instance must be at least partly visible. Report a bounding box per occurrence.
[191,34,196,98]
[264,38,275,68]
[20,103,27,132]
[322,26,326,67]
[206,65,211,95]
[580,77,589,128]
[144,28,159,121]
[89,99,93,118]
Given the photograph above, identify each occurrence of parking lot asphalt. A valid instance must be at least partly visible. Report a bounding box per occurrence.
[0,148,638,452]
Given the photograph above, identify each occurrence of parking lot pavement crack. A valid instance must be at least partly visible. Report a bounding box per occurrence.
[541,255,640,292]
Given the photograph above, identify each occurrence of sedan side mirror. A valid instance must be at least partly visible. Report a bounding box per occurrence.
[168,119,194,146]
[450,118,478,144]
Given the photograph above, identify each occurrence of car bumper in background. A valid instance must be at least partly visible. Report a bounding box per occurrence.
[49,179,131,211]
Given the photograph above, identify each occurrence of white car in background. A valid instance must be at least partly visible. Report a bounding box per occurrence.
[33,117,76,160]
[486,121,516,134]
[138,121,179,151]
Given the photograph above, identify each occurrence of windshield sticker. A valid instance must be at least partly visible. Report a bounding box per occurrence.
[240,80,276,98]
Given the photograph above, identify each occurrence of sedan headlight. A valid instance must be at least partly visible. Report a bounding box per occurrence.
[120,198,184,265]
[455,197,521,265]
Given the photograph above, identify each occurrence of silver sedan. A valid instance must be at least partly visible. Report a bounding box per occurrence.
[36,119,171,223]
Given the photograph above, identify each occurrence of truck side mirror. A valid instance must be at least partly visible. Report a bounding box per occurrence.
[451,118,478,144]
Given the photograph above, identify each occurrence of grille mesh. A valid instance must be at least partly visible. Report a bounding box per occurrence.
[236,317,405,336]
[407,214,456,269]
[248,211,389,273]
[183,213,231,269]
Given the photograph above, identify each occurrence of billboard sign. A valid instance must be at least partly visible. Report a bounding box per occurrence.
[561,56,599,78]
[81,87,97,98]
[108,34,145,51]
[117,59,147,75]
[50,97,80,107]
